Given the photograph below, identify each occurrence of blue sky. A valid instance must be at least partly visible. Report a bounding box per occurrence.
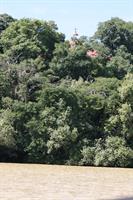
[0,0,133,39]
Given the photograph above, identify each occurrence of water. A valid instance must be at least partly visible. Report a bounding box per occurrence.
[0,164,133,200]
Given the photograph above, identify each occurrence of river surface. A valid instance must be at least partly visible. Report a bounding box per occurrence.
[0,163,133,200]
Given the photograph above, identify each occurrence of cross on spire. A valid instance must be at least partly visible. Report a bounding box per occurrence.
[74,28,78,37]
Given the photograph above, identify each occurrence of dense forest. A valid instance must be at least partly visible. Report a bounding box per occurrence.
[0,14,133,167]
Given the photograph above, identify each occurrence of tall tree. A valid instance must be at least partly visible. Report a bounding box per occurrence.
[0,18,65,63]
[94,17,133,54]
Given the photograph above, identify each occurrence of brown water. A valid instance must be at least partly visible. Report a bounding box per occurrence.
[0,164,133,200]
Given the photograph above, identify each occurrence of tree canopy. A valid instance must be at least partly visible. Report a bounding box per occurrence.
[0,15,133,167]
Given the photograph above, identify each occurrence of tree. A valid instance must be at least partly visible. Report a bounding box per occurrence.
[25,99,78,163]
[0,14,15,34]
[105,103,133,141]
[118,73,133,104]
[106,46,133,79]
[50,42,102,80]
[0,18,65,63]
[0,14,15,53]
[94,17,133,54]
[0,14,133,167]
[0,109,17,161]
[94,136,133,167]
[0,69,11,105]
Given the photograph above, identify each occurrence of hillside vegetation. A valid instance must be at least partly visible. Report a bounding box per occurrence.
[0,14,133,167]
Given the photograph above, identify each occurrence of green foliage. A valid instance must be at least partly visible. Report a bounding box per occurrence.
[0,14,16,53]
[0,108,17,161]
[94,17,133,54]
[106,46,133,79]
[105,103,133,140]
[0,18,64,63]
[0,14,15,34]
[50,43,94,80]
[0,109,16,148]
[24,98,78,163]
[119,73,133,104]
[0,14,133,167]
[94,137,133,167]
[80,146,95,166]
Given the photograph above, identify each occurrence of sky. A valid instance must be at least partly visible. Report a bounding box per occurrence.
[0,0,133,39]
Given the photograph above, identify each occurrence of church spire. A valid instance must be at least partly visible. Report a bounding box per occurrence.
[69,28,79,49]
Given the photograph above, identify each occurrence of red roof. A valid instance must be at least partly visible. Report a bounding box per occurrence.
[86,50,99,58]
